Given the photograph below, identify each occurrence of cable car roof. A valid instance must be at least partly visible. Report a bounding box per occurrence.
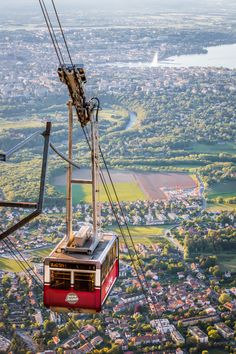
[45,233,117,265]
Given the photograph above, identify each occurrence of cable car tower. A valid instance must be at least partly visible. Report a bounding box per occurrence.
[63,99,101,256]
[43,64,119,313]
[39,0,159,316]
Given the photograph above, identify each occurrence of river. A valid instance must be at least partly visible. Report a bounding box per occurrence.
[125,111,137,130]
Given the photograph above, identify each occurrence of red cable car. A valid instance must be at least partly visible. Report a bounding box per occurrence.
[43,102,119,313]
[44,230,119,313]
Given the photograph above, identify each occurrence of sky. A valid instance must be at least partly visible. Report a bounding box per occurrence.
[1,0,235,17]
[1,0,234,12]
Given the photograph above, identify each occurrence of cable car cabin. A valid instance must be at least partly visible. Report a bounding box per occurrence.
[44,233,119,313]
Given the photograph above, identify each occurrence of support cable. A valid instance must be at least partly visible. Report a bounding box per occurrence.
[3,240,31,278]
[51,0,74,66]
[83,113,160,318]
[82,125,153,314]
[50,142,80,169]
[5,237,43,287]
[38,0,160,319]
[39,0,63,65]
[0,222,43,287]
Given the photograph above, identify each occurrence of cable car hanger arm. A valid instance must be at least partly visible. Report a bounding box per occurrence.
[0,122,51,241]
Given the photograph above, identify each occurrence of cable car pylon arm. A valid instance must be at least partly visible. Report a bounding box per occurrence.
[0,129,47,162]
[0,122,51,242]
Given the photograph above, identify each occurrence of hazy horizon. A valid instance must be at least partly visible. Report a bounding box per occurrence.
[1,0,236,17]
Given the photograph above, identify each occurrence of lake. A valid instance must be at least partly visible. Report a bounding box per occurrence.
[161,43,236,69]
[111,43,236,69]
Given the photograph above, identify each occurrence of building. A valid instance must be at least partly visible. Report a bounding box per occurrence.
[171,330,185,345]
[131,334,160,346]
[215,323,234,339]
[224,302,236,312]
[150,318,174,334]
[180,314,219,327]
[76,343,93,354]
[0,335,11,353]
[189,326,208,343]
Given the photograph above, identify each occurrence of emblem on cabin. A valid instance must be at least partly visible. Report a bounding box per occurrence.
[65,293,79,304]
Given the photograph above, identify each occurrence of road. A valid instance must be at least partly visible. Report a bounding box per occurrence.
[164,229,184,253]
[197,173,206,209]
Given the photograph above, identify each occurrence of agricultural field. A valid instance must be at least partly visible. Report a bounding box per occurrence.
[30,247,54,258]
[135,172,197,200]
[56,181,147,203]
[0,257,30,272]
[54,169,198,203]
[117,234,171,247]
[194,252,236,272]
[208,350,230,354]
[0,120,44,130]
[113,225,171,237]
[207,180,236,200]
[206,201,236,212]
[216,252,236,272]
[190,142,236,154]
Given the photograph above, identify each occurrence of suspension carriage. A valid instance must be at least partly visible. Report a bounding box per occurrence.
[43,72,119,312]
[44,230,119,313]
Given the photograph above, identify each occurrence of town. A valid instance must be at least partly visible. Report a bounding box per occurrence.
[0,192,235,353]
[0,196,203,254]
[0,232,235,353]
[0,5,236,354]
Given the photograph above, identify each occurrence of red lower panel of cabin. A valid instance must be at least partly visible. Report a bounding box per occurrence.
[101,260,119,304]
[44,260,119,312]
[44,286,101,312]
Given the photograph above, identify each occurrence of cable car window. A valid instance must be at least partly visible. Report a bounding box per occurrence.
[74,272,95,292]
[50,270,71,290]
[101,242,117,282]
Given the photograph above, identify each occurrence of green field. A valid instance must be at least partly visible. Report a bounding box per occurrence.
[113,225,171,237]
[113,225,172,246]
[0,120,44,130]
[193,252,236,272]
[217,252,236,272]
[56,182,147,204]
[31,247,54,257]
[118,234,171,247]
[0,257,30,272]
[0,247,55,273]
[208,350,230,354]
[190,142,236,154]
[206,202,236,212]
[207,180,236,200]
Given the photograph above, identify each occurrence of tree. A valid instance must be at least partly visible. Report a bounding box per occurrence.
[208,329,220,341]
[47,340,55,349]
[184,234,190,260]
[43,320,57,333]
[58,327,68,341]
[177,320,183,329]
[2,275,11,288]
[219,293,231,304]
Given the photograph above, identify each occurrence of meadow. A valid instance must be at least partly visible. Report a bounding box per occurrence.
[56,181,147,204]
[206,202,236,212]
[0,257,30,272]
[190,142,236,154]
[193,251,236,272]
[207,180,236,200]
[113,225,172,247]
